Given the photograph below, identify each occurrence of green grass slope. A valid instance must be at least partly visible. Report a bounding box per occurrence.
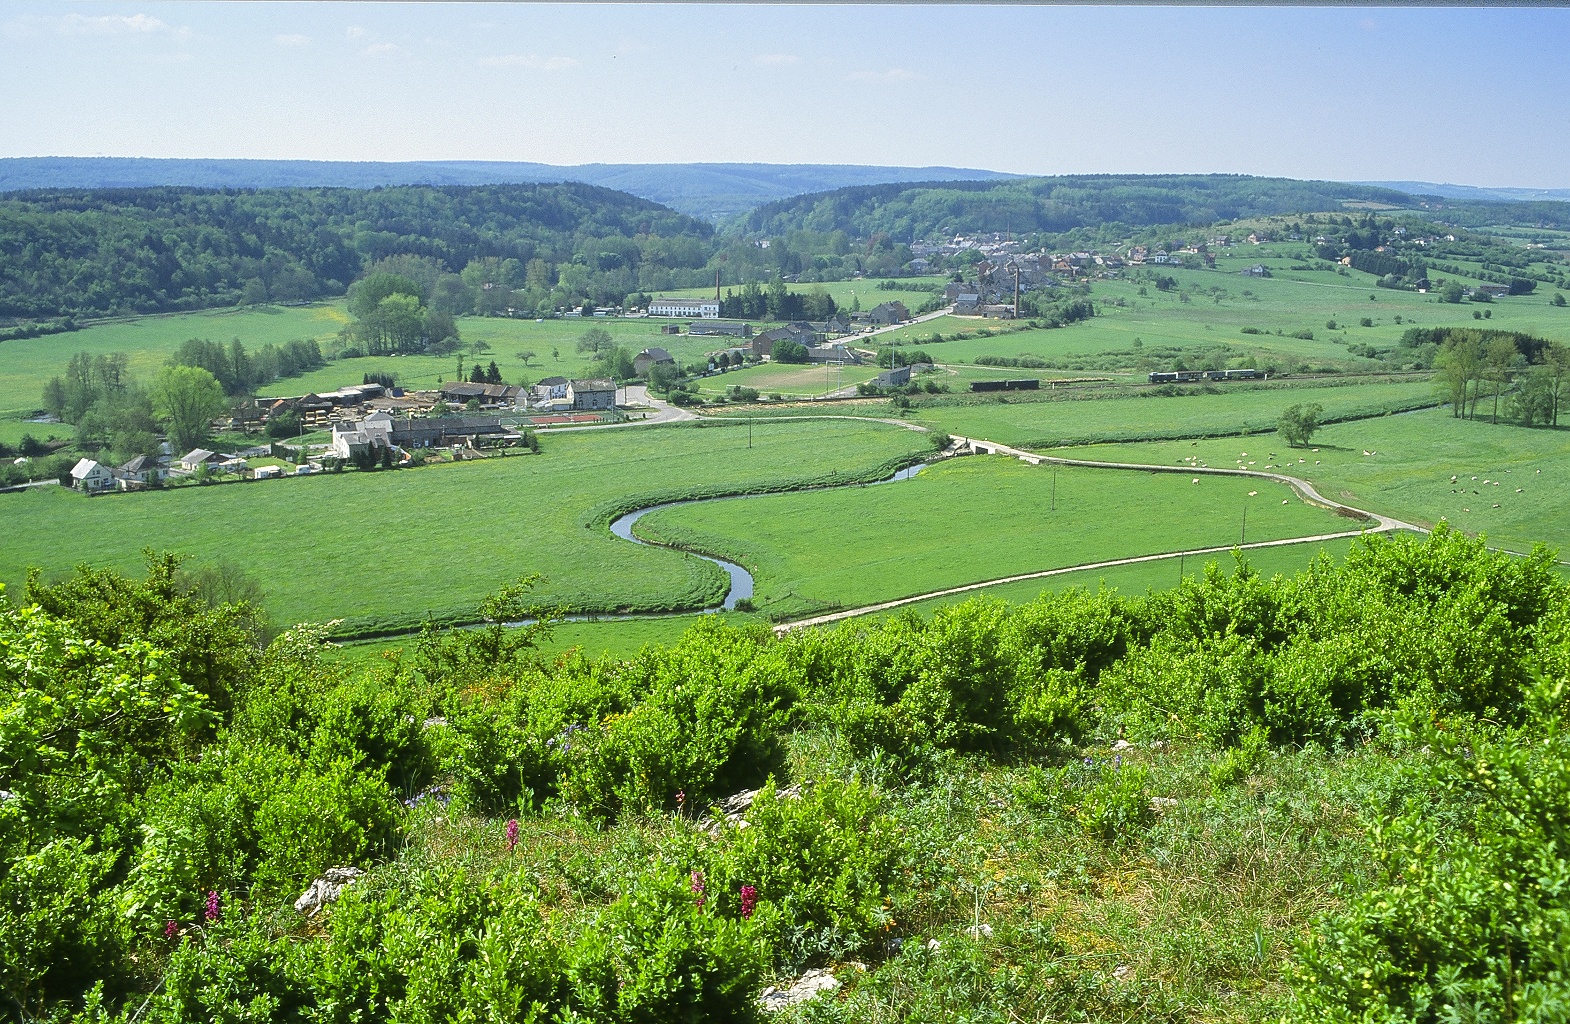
[0,418,930,636]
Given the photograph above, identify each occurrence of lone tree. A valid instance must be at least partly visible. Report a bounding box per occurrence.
[151,365,227,453]
[1278,402,1324,448]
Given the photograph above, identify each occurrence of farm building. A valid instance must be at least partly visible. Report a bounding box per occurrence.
[70,458,115,493]
[633,348,676,377]
[687,321,751,338]
[873,365,912,388]
[567,379,617,411]
[532,376,570,404]
[868,301,910,326]
[648,297,720,319]
[952,294,982,315]
[439,382,522,407]
[806,344,861,365]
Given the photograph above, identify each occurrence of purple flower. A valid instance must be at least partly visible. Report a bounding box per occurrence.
[739,884,758,919]
[1113,754,1122,769]
[204,890,220,923]
[506,818,520,852]
[676,789,686,811]
[163,920,178,940]
[690,869,705,895]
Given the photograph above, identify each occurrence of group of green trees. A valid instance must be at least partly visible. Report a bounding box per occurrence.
[5,528,1570,1021]
[718,279,840,321]
[39,352,229,461]
[165,337,324,396]
[1423,327,1570,426]
[338,271,461,357]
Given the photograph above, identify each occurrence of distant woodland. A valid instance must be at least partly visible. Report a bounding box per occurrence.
[0,183,714,320]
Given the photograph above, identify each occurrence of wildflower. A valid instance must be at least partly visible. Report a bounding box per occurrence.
[1113,754,1122,769]
[163,920,179,940]
[506,818,520,852]
[691,869,706,908]
[676,789,686,812]
[739,884,758,919]
[204,890,221,923]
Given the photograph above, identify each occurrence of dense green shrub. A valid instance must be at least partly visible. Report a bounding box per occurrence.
[1287,713,1570,1022]
[558,619,790,819]
[701,779,902,969]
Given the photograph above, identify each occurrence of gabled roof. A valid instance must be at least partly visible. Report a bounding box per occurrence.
[180,448,217,464]
[70,458,103,479]
[636,347,674,362]
[568,378,616,392]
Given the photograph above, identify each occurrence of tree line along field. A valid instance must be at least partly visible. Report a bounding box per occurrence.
[1061,405,1570,558]
[0,418,930,637]
[633,455,1352,621]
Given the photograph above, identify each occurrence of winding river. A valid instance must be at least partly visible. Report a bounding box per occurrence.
[607,461,931,613]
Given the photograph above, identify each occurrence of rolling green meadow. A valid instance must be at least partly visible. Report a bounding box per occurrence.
[0,418,931,636]
[693,360,884,398]
[634,455,1353,620]
[1062,406,1570,557]
[903,376,1438,448]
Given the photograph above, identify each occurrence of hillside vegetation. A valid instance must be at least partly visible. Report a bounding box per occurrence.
[0,183,713,320]
[733,174,1420,240]
[6,527,1570,1022]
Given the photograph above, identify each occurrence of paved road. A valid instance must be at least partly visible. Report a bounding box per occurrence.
[771,432,1421,635]
[531,384,699,434]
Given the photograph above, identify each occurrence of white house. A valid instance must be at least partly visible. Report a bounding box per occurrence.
[178,448,223,473]
[70,458,115,493]
[648,297,720,319]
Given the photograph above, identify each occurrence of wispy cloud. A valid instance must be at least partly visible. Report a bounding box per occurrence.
[362,41,402,57]
[345,25,368,40]
[754,53,800,67]
[480,53,579,71]
[847,67,917,83]
[274,33,311,47]
[3,12,191,40]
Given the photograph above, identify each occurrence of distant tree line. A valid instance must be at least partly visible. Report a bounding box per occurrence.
[0,183,715,320]
[167,337,325,396]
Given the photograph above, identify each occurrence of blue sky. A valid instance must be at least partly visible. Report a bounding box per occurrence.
[3,2,1568,188]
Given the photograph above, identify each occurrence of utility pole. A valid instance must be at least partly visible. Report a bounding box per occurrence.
[1241,504,1248,545]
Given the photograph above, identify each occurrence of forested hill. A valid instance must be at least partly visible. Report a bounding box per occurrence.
[0,183,714,320]
[731,174,1423,241]
[0,158,1015,222]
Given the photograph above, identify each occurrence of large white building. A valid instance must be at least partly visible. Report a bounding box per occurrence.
[648,297,720,319]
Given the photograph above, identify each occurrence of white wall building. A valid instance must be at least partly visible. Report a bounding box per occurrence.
[648,297,720,319]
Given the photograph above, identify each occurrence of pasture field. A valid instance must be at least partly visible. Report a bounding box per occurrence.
[255,316,729,398]
[634,455,1353,621]
[885,258,1570,376]
[0,418,931,637]
[0,303,347,416]
[1058,406,1570,557]
[904,376,1438,448]
[0,417,73,448]
[692,361,883,398]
